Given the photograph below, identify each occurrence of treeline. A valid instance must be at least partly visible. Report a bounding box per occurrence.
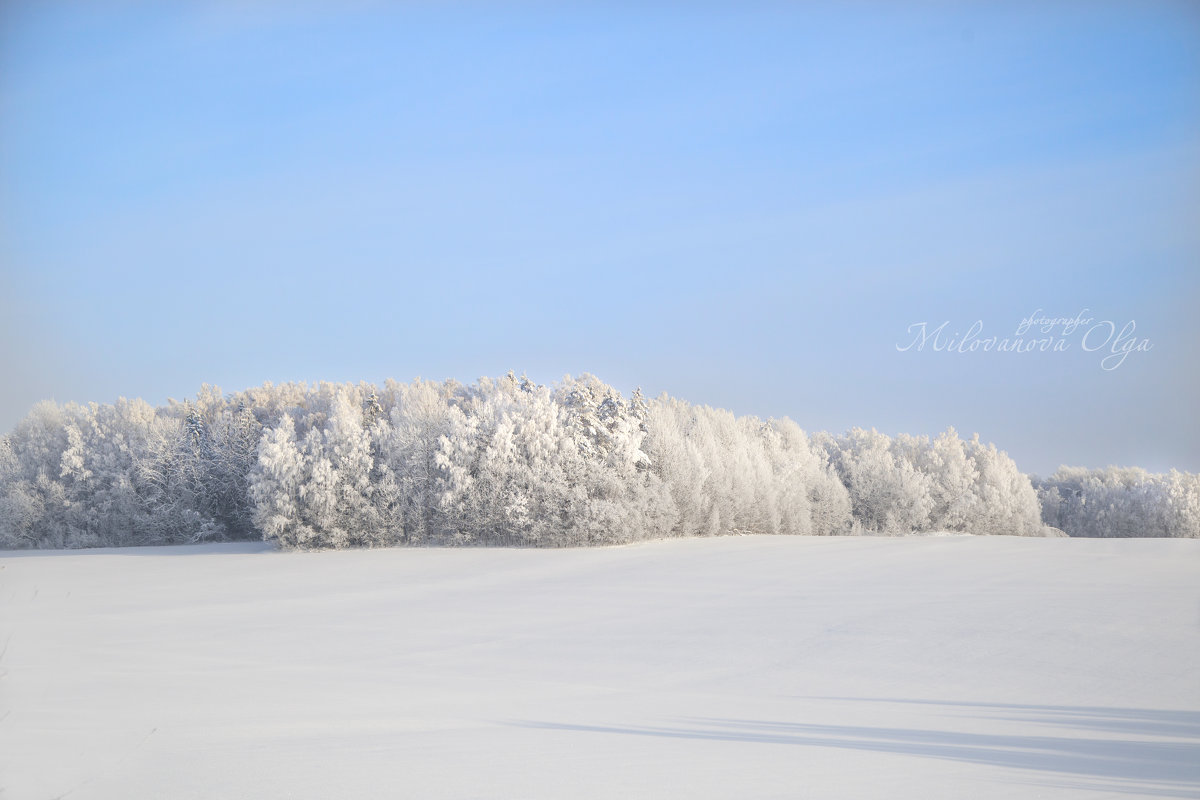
[0,374,1195,549]
[1035,467,1200,539]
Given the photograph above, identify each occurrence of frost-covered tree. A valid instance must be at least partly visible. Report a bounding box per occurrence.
[816,427,1044,536]
[427,373,675,546]
[961,435,1043,536]
[1036,467,1199,538]
[554,374,675,545]
[822,428,935,534]
[376,379,462,544]
[176,386,263,537]
[1164,470,1200,538]
[247,389,385,550]
[0,401,73,547]
[248,414,308,547]
[643,396,845,538]
[437,374,579,545]
[0,435,35,549]
[923,428,980,531]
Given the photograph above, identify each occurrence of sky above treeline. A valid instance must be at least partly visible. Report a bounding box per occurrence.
[2,2,1198,477]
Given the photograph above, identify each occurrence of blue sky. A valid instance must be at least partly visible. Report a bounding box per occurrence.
[2,2,1198,476]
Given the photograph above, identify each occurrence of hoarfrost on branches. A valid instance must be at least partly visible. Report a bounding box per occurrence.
[1,374,1194,548]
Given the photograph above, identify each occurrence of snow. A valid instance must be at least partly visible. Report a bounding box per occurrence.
[1,535,1197,799]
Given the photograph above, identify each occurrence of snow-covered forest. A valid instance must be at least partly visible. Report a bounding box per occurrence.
[0,374,1196,549]
[1036,466,1200,539]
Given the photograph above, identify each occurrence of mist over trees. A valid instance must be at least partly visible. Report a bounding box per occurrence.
[0,374,1196,549]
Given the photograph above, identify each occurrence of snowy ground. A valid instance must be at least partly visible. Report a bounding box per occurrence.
[1,535,1197,800]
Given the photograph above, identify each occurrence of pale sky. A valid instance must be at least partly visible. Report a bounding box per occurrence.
[2,2,1198,476]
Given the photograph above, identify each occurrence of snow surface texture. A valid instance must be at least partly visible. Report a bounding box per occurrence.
[1,535,1197,799]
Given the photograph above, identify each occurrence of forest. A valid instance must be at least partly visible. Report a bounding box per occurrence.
[1,373,1196,549]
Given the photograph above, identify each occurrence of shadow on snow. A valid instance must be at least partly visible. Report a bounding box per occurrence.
[511,700,1200,798]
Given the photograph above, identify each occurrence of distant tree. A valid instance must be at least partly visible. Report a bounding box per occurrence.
[1036,466,1199,538]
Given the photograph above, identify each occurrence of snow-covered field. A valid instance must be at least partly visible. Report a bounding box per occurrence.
[1,536,1197,799]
